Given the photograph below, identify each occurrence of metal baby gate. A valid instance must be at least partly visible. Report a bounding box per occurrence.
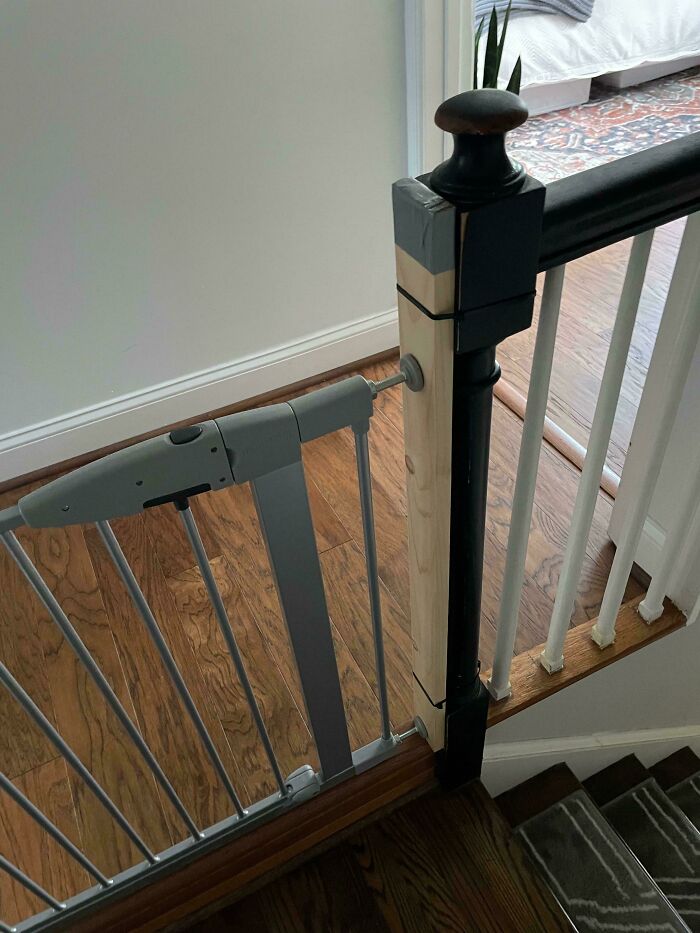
[0,357,423,932]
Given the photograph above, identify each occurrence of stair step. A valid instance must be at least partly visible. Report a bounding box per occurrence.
[194,782,572,932]
[498,763,687,932]
[651,747,700,833]
[586,755,700,931]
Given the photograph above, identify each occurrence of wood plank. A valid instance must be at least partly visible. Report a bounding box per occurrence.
[218,844,392,933]
[68,735,435,933]
[396,283,454,751]
[650,746,700,791]
[0,757,88,927]
[140,498,221,579]
[484,595,686,727]
[195,484,382,751]
[320,540,413,730]
[166,555,318,803]
[84,518,238,836]
[302,429,411,620]
[15,523,170,875]
[0,545,58,780]
[351,782,571,932]
[496,762,581,829]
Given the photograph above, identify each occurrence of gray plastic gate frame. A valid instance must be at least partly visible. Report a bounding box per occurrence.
[0,367,423,933]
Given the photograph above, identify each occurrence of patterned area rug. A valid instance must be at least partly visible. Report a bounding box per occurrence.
[601,778,700,932]
[517,788,686,931]
[511,67,700,183]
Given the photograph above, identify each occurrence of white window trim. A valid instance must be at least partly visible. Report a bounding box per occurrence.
[404,0,474,177]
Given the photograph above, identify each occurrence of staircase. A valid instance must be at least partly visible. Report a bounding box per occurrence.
[500,747,700,933]
[190,747,700,932]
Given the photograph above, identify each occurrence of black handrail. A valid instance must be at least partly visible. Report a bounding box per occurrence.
[539,133,700,271]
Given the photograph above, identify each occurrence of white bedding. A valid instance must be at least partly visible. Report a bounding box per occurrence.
[497,0,700,88]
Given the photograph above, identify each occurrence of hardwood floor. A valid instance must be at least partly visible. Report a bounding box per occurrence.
[193,781,571,933]
[0,223,681,925]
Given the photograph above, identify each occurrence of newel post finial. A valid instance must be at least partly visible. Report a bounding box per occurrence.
[429,88,528,207]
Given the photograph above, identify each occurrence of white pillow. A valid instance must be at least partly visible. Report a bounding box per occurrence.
[497,0,700,87]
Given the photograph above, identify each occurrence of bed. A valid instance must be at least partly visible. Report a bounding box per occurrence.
[494,0,700,114]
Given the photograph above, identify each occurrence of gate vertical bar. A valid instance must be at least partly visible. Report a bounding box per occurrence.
[394,87,545,786]
[354,429,392,742]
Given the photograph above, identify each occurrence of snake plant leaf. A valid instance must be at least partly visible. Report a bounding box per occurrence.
[506,55,522,94]
[482,7,499,88]
[473,16,485,89]
[496,0,513,79]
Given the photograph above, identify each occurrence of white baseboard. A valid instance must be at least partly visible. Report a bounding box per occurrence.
[0,307,399,484]
[482,724,700,797]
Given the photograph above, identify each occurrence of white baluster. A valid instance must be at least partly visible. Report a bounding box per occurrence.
[593,212,700,648]
[638,459,700,623]
[487,264,566,700]
[540,231,654,672]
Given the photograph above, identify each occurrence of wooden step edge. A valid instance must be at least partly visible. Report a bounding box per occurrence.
[496,762,581,829]
[68,734,435,933]
[484,595,685,728]
[650,746,700,791]
[584,754,650,807]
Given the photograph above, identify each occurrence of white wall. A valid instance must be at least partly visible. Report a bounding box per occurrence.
[0,1,406,480]
[483,619,700,796]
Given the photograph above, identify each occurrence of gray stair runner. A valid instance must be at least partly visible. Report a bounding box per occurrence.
[667,771,700,835]
[597,775,700,931]
[515,786,687,932]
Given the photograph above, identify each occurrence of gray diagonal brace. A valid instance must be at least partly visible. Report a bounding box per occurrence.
[252,462,353,782]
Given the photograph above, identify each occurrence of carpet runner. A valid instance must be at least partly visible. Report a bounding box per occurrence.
[599,777,700,931]
[515,787,686,931]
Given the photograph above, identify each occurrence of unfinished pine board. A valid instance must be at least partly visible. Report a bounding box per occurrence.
[396,297,454,753]
[0,757,87,927]
[484,595,686,727]
[167,555,318,802]
[84,518,238,836]
[14,523,170,876]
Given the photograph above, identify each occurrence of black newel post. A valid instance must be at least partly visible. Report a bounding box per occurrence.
[429,89,545,788]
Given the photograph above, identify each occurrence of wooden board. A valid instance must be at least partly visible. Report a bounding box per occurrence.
[68,735,435,933]
[0,757,87,927]
[484,595,686,727]
[167,555,318,801]
[15,523,171,876]
[195,484,382,752]
[0,544,58,780]
[84,518,238,836]
[349,781,571,933]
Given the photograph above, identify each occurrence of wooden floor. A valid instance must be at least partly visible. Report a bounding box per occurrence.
[190,780,571,933]
[0,221,682,925]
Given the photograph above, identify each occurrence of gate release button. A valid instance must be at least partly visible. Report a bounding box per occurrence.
[169,425,203,445]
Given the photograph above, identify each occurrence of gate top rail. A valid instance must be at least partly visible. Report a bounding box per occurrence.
[539,133,700,271]
[0,375,375,533]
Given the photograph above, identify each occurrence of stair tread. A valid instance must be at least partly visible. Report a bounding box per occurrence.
[651,747,700,791]
[514,784,687,932]
[594,772,700,932]
[497,762,581,828]
[584,753,650,807]
[667,774,700,835]
[198,781,572,932]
